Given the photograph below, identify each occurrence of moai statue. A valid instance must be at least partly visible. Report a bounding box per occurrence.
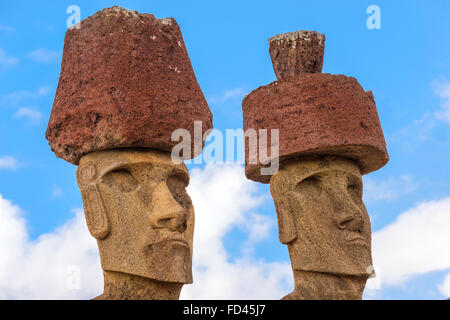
[242,31,389,299]
[46,7,212,299]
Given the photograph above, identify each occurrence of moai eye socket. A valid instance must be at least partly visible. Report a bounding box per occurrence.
[347,176,363,204]
[102,168,139,193]
[167,174,191,209]
[295,175,323,198]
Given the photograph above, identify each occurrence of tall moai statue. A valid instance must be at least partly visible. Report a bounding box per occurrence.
[242,31,389,299]
[46,6,212,300]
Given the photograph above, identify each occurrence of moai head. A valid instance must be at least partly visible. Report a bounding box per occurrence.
[76,149,194,284]
[270,156,373,278]
[46,6,212,299]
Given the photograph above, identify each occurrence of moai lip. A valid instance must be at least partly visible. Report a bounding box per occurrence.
[268,30,325,79]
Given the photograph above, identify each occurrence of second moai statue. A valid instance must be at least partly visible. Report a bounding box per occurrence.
[46,7,212,299]
[242,31,389,299]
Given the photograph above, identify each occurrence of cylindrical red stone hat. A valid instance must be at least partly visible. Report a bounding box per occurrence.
[46,6,212,165]
[243,31,389,183]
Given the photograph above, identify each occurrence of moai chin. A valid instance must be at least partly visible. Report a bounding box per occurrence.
[46,6,212,299]
[242,30,389,299]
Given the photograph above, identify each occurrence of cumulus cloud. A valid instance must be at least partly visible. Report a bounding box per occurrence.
[181,164,292,299]
[0,194,102,299]
[208,88,248,104]
[14,107,43,123]
[0,164,292,299]
[438,273,450,298]
[0,48,18,70]
[221,88,248,102]
[432,80,450,124]
[0,156,19,170]
[2,162,450,299]
[51,186,64,199]
[28,48,61,64]
[391,80,450,145]
[363,174,417,202]
[391,112,437,146]
[1,86,51,108]
[367,197,450,297]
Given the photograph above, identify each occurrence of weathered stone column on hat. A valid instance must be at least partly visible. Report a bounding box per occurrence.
[242,30,389,299]
[46,6,212,300]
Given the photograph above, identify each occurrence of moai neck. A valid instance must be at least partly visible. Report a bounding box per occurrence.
[95,271,183,300]
[285,270,366,300]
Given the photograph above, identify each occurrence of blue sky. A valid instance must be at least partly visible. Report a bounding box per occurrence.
[0,0,450,299]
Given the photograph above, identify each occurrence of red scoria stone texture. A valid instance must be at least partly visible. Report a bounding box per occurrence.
[46,6,212,165]
[242,73,389,183]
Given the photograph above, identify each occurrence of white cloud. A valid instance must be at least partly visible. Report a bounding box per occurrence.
[33,21,56,32]
[208,88,248,104]
[0,156,19,170]
[3,162,450,299]
[0,164,292,299]
[51,186,64,199]
[37,86,51,96]
[240,213,274,256]
[14,107,43,123]
[1,86,51,108]
[28,48,61,64]
[432,80,450,124]
[222,88,248,102]
[438,273,450,298]
[0,49,18,70]
[0,194,102,299]
[181,164,291,299]
[391,79,450,145]
[363,174,417,202]
[367,197,450,297]
[392,112,437,144]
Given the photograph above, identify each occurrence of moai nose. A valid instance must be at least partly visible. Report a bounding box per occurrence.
[149,182,187,233]
[334,194,365,232]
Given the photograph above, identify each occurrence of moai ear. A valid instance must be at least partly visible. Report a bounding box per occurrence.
[76,162,110,239]
[270,174,298,244]
[273,197,297,244]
